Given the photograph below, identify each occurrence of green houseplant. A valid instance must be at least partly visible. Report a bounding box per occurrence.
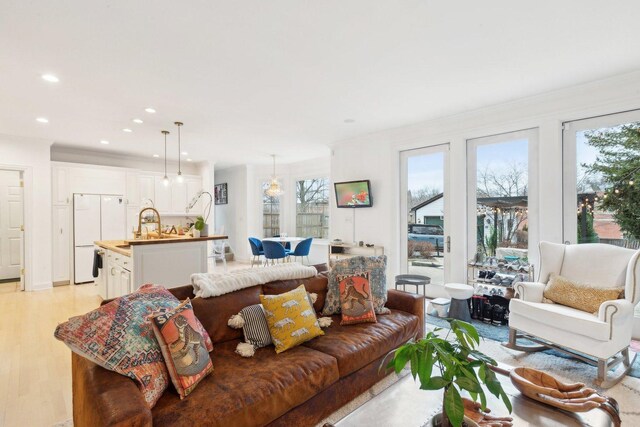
[386,320,512,427]
[193,216,206,237]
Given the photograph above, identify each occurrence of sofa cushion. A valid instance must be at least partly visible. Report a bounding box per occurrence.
[543,273,624,313]
[509,298,610,341]
[302,309,420,377]
[261,276,328,312]
[151,339,339,427]
[191,285,262,344]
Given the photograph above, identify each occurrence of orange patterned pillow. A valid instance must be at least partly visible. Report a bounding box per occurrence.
[150,299,213,399]
[338,273,377,325]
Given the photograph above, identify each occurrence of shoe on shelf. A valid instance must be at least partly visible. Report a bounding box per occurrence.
[482,302,493,323]
[486,271,497,280]
[492,305,505,326]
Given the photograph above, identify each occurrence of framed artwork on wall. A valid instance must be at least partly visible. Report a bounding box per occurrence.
[214,183,228,205]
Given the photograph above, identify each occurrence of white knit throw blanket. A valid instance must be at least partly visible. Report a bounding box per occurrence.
[191,263,318,298]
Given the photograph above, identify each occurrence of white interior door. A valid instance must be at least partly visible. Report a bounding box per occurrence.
[400,144,450,297]
[0,170,23,281]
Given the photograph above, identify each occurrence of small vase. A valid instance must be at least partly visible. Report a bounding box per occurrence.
[431,413,479,427]
[193,229,201,238]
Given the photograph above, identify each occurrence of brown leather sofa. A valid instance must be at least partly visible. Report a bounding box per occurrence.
[71,269,424,427]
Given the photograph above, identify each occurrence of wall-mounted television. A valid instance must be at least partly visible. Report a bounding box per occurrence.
[334,180,373,208]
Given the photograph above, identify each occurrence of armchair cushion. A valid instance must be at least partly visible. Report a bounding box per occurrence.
[510,298,610,341]
[543,273,624,314]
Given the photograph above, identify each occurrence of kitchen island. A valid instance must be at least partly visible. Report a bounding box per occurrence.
[94,234,227,299]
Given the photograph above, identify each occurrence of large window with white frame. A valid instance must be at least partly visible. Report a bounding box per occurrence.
[563,110,640,248]
[467,129,539,266]
[262,181,280,238]
[295,178,329,239]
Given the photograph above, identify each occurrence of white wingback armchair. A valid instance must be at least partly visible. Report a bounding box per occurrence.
[506,241,640,387]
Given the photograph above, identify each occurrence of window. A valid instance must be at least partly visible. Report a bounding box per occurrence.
[262,181,280,237]
[563,111,640,248]
[296,178,329,239]
[467,129,538,262]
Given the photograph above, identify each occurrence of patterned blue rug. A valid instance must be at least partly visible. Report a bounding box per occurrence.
[426,314,640,379]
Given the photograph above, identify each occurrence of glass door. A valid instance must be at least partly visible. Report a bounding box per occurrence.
[563,110,640,247]
[400,144,449,291]
[467,129,539,275]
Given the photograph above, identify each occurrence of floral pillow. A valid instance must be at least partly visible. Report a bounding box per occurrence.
[54,284,213,408]
[322,255,389,315]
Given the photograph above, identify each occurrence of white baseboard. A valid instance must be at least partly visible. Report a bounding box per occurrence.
[31,281,53,291]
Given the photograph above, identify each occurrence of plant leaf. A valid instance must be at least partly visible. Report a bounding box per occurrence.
[444,386,464,427]
[455,377,482,393]
[393,345,412,374]
[410,349,419,379]
[419,376,449,390]
[500,388,513,413]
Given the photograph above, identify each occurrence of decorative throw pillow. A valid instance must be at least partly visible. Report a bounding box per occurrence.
[150,299,213,399]
[54,285,212,408]
[543,273,625,314]
[260,285,324,353]
[338,272,377,325]
[322,255,389,316]
[236,303,273,348]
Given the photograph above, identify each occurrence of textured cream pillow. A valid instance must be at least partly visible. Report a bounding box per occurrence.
[543,273,624,313]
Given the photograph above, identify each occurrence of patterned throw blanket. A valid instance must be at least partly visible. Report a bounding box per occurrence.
[191,263,318,298]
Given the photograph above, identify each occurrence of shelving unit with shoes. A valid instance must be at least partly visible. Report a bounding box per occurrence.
[466,257,534,297]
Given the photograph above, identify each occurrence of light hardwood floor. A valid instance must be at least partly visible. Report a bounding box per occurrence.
[0,282,101,427]
[0,261,248,427]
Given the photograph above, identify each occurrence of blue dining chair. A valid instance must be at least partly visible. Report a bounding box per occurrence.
[262,240,291,265]
[291,237,313,264]
[248,237,264,268]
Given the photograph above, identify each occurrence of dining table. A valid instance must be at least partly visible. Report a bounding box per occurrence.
[262,236,305,247]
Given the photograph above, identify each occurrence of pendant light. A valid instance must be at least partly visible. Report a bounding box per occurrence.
[174,121,184,183]
[265,154,284,197]
[161,130,170,186]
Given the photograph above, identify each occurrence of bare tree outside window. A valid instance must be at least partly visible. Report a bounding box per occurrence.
[262,181,280,237]
[296,178,329,238]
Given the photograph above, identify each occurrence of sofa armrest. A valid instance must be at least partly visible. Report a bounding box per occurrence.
[72,353,152,427]
[598,299,634,325]
[386,289,425,338]
[514,281,546,303]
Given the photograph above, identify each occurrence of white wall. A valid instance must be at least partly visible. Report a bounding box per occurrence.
[0,134,53,290]
[330,71,640,286]
[214,165,248,259]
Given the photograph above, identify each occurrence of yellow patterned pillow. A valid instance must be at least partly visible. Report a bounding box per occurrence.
[260,285,324,353]
[543,273,624,313]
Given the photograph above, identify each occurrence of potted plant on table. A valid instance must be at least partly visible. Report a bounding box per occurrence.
[386,320,512,427]
[193,216,206,238]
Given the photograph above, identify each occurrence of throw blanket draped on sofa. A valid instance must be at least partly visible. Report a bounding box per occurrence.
[191,263,318,298]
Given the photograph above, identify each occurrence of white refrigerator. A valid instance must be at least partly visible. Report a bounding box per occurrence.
[73,194,126,284]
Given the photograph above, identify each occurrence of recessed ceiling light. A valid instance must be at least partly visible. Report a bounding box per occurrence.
[132,118,143,124]
[344,119,355,123]
[100,140,109,145]
[145,108,156,114]
[186,158,193,162]
[41,74,59,83]
[181,151,188,155]
[152,154,160,158]
[122,128,133,133]
[36,117,49,123]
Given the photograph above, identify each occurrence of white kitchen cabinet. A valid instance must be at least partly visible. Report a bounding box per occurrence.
[126,205,140,238]
[52,167,70,205]
[186,178,203,215]
[171,180,188,213]
[154,176,171,212]
[120,268,131,296]
[126,172,140,206]
[139,175,155,206]
[52,205,70,283]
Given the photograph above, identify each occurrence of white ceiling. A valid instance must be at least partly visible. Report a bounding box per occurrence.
[1,1,640,168]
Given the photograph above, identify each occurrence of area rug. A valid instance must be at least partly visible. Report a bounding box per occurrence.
[427,314,640,378]
[425,321,640,425]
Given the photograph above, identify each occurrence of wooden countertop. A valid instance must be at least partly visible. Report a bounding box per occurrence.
[95,234,228,257]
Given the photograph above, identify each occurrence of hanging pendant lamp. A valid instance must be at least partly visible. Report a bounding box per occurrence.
[265,154,284,197]
[161,130,170,186]
[175,121,184,183]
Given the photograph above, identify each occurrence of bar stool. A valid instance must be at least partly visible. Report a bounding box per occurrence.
[444,283,474,322]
